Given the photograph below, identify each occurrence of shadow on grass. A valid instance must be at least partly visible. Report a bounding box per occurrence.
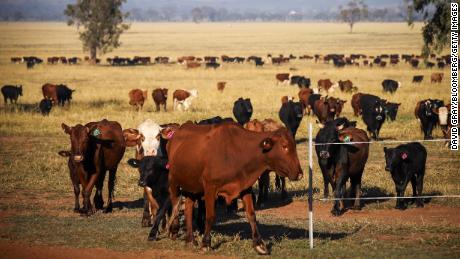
[296,137,308,144]
[86,99,123,108]
[113,198,144,210]
[213,221,350,250]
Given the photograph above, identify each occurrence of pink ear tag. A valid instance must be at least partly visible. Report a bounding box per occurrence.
[401,152,408,160]
[167,130,175,139]
[166,163,170,169]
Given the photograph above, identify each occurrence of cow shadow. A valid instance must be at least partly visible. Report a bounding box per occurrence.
[212,221,350,250]
[0,103,39,114]
[419,191,443,205]
[86,99,123,108]
[112,198,144,210]
[359,186,393,207]
[255,188,317,211]
[295,138,308,144]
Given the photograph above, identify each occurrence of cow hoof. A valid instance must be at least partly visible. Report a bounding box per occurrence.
[73,208,80,213]
[142,219,152,228]
[147,233,158,241]
[254,242,269,255]
[395,205,406,210]
[103,206,113,213]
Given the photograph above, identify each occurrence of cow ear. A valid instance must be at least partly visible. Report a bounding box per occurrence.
[127,158,140,168]
[62,123,72,135]
[123,128,141,147]
[401,152,408,160]
[260,138,274,152]
[161,127,176,140]
[58,150,71,157]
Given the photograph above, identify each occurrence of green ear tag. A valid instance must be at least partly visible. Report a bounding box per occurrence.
[343,136,350,143]
[92,128,101,137]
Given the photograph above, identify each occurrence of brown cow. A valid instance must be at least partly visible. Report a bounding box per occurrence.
[61,119,126,215]
[173,89,198,111]
[275,73,290,84]
[42,83,58,103]
[152,88,168,112]
[338,80,354,93]
[217,82,226,92]
[318,79,333,92]
[298,88,314,114]
[313,96,338,123]
[431,72,444,83]
[244,119,287,207]
[166,123,303,254]
[281,95,294,104]
[186,61,201,69]
[351,93,363,116]
[129,89,147,111]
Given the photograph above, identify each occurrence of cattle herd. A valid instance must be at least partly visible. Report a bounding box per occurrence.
[1,51,453,255]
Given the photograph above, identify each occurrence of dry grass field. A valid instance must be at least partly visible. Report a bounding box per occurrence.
[0,22,459,258]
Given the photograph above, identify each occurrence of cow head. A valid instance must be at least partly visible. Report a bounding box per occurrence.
[128,156,168,187]
[62,123,90,163]
[315,118,356,161]
[18,85,23,96]
[372,100,386,121]
[433,106,449,126]
[124,120,163,158]
[383,147,409,172]
[189,89,198,98]
[162,88,168,99]
[261,127,303,181]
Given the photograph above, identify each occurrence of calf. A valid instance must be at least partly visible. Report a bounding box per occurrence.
[316,118,369,215]
[281,95,294,104]
[217,82,226,92]
[298,88,313,114]
[415,99,445,139]
[313,96,337,123]
[338,80,353,93]
[360,94,386,140]
[318,79,333,92]
[382,79,401,94]
[412,75,424,83]
[129,89,148,111]
[431,72,444,83]
[39,98,53,116]
[152,88,168,112]
[275,73,290,84]
[383,142,427,209]
[42,83,74,106]
[173,89,198,111]
[233,98,253,125]
[279,100,303,138]
[351,93,362,116]
[1,85,23,104]
[128,155,170,239]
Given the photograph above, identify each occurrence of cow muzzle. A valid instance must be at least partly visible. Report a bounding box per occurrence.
[376,115,383,121]
[319,151,330,159]
[73,155,84,162]
[144,150,157,156]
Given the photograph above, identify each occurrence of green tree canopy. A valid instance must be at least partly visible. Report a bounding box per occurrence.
[65,0,129,63]
[406,0,452,57]
[339,0,368,33]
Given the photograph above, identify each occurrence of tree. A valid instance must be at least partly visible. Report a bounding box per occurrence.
[339,0,368,33]
[64,0,129,63]
[191,7,204,23]
[406,0,451,57]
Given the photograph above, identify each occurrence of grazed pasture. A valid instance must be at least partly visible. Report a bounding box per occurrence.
[0,22,459,258]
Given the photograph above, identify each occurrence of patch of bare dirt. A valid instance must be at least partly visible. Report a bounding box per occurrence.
[0,240,235,259]
[258,201,460,226]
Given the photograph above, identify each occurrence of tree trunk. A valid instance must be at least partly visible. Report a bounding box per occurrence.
[90,46,97,65]
[349,22,354,33]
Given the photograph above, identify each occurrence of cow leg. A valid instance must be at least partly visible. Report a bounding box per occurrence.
[167,184,181,240]
[83,173,99,215]
[155,103,160,112]
[104,168,116,213]
[163,103,167,112]
[201,189,217,252]
[142,192,153,227]
[72,182,81,213]
[184,197,197,246]
[395,181,409,210]
[416,173,424,208]
[148,195,171,241]
[332,174,346,216]
[350,176,362,210]
[196,198,206,234]
[94,171,105,211]
[280,176,287,200]
[257,171,269,207]
[241,188,268,255]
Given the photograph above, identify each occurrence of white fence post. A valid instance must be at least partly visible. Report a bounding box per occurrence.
[308,122,313,249]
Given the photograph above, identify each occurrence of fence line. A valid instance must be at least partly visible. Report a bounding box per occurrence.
[318,195,460,202]
[313,138,450,146]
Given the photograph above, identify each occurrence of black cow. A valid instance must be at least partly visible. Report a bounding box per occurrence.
[233,98,253,125]
[415,99,445,139]
[382,79,400,94]
[1,85,23,104]
[56,85,75,106]
[198,116,234,125]
[384,142,427,209]
[255,59,264,67]
[384,102,401,121]
[39,98,53,116]
[128,155,170,241]
[307,94,322,114]
[360,94,386,140]
[205,62,220,69]
[315,118,369,215]
[290,76,311,88]
[279,100,303,138]
[412,75,424,83]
